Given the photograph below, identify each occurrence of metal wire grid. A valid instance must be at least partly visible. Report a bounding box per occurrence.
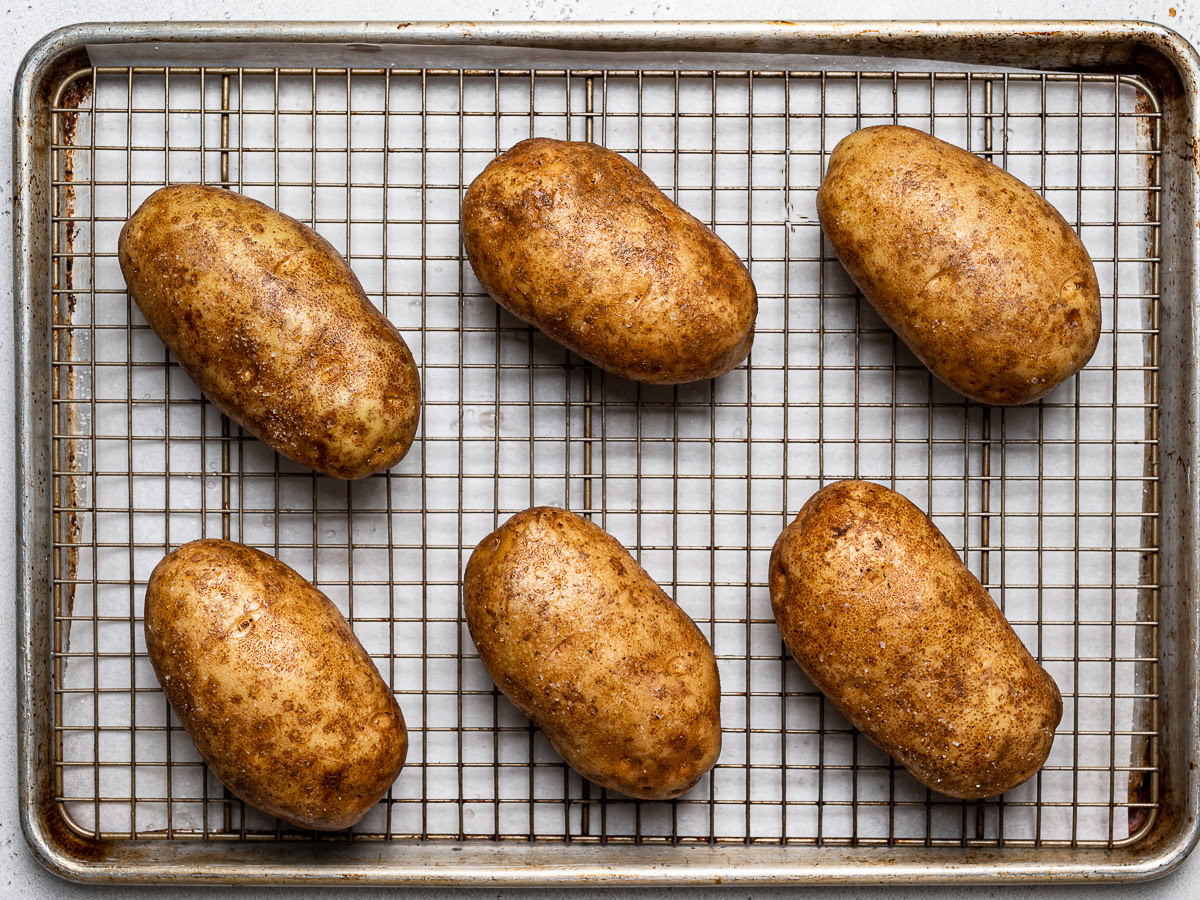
[45,61,1160,850]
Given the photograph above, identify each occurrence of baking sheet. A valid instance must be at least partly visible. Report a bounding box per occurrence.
[49,61,1158,846]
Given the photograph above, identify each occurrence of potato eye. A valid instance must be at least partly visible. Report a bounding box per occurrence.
[230,611,260,637]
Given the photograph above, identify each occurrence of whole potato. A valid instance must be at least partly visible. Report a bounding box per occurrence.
[769,480,1061,799]
[817,125,1101,405]
[462,138,757,384]
[144,539,407,830]
[119,184,420,479]
[464,507,721,799]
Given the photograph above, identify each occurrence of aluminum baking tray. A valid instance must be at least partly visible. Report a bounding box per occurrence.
[13,20,1200,886]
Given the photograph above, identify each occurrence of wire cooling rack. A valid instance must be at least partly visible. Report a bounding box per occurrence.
[47,61,1159,851]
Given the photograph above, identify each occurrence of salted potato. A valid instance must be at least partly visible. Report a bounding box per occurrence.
[462,138,757,384]
[464,507,721,800]
[769,480,1062,799]
[119,184,420,479]
[817,125,1101,405]
[144,539,407,830]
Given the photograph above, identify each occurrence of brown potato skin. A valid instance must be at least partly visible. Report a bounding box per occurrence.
[464,507,721,800]
[144,539,407,830]
[817,125,1101,405]
[119,184,420,479]
[462,138,757,384]
[769,481,1062,799]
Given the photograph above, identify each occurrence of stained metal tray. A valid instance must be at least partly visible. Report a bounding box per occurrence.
[13,20,1200,885]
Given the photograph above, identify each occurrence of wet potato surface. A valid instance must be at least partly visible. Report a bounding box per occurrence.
[462,138,757,385]
[464,507,722,800]
[769,481,1062,799]
[817,125,1101,405]
[119,184,421,479]
[144,539,408,830]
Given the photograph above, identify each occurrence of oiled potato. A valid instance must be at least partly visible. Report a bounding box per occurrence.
[464,507,721,799]
[817,125,1101,405]
[462,138,757,384]
[769,481,1061,799]
[119,184,420,479]
[144,539,407,830]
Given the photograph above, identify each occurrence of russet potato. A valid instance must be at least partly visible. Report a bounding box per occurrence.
[464,507,721,800]
[817,125,1101,405]
[119,184,420,479]
[144,539,407,830]
[463,138,757,384]
[769,480,1062,799]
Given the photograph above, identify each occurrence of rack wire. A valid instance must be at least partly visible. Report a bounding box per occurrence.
[47,62,1160,850]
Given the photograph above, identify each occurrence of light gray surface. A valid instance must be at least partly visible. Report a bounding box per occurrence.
[4,0,1199,895]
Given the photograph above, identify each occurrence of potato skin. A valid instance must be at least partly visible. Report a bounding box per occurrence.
[769,481,1061,799]
[464,507,721,799]
[118,184,420,479]
[462,138,757,384]
[817,125,1101,405]
[144,539,407,830]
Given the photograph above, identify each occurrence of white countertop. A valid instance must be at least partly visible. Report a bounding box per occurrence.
[4,0,1199,896]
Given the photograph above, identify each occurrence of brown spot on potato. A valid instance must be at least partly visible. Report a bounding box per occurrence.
[1060,272,1091,303]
